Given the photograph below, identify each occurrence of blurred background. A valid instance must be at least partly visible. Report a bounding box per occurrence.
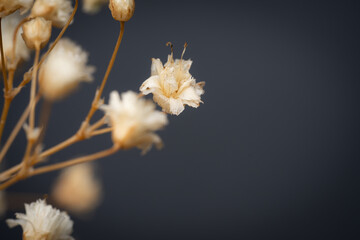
[1,0,360,239]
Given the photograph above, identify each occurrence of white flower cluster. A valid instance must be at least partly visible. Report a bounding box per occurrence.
[39,38,95,101]
[102,91,168,154]
[52,163,102,215]
[7,199,74,240]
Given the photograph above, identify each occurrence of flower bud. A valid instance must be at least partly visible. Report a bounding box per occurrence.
[22,17,52,49]
[109,0,135,22]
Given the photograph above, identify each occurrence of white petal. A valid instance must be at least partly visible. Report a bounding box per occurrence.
[140,76,161,95]
[151,58,163,76]
[169,98,185,115]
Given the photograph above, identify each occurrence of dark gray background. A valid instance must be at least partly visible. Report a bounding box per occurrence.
[1,0,360,239]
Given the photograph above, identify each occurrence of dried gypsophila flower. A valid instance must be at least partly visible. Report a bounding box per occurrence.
[39,38,95,101]
[0,12,31,70]
[52,163,102,215]
[109,0,135,22]
[140,45,205,115]
[82,0,108,14]
[0,0,33,17]
[30,0,73,28]
[101,91,168,154]
[6,199,74,240]
[22,17,52,49]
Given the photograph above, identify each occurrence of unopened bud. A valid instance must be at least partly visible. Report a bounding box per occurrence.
[109,0,135,22]
[22,17,52,49]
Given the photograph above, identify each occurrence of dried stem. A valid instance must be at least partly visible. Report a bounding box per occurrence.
[90,127,112,137]
[29,47,40,131]
[0,96,11,144]
[29,145,119,177]
[0,95,39,164]
[0,17,8,91]
[82,21,125,127]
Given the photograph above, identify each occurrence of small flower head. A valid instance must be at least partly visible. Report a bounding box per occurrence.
[140,43,205,115]
[52,163,102,215]
[82,0,108,14]
[39,38,95,101]
[109,0,135,22]
[101,91,168,154]
[0,12,30,70]
[6,199,74,240]
[22,17,52,49]
[30,0,73,28]
[0,0,33,17]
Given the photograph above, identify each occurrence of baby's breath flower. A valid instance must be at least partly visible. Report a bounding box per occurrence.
[22,17,52,49]
[39,38,95,101]
[6,199,74,240]
[0,0,33,17]
[0,12,30,70]
[52,163,102,215]
[109,0,135,22]
[82,0,108,14]
[140,44,205,115]
[30,0,73,28]
[101,91,168,154]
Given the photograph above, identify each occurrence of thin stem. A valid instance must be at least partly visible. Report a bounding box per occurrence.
[30,146,119,177]
[0,173,21,190]
[29,47,40,131]
[90,127,112,137]
[0,97,11,144]
[89,116,107,132]
[38,135,79,160]
[0,163,22,181]
[0,18,8,91]
[38,0,78,67]
[0,95,39,164]
[83,21,125,125]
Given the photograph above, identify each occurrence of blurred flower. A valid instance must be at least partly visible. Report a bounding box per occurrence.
[0,191,6,218]
[39,38,95,101]
[52,163,102,215]
[101,91,168,154]
[109,0,135,22]
[7,199,74,240]
[0,12,31,70]
[22,17,52,49]
[140,45,205,115]
[0,0,33,17]
[30,0,73,28]
[82,0,108,14]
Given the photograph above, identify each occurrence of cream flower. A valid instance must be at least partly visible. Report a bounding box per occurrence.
[52,163,102,215]
[30,0,73,28]
[82,0,108,14]
[22,17,52,49]
[6,199,74,240]
[0,191,6,218]
[0,0,33,17]
[109,0,135,22]
[39,38,95,101]
[101,91,168,154]
[0,12,31,70]
[140,46,205,115]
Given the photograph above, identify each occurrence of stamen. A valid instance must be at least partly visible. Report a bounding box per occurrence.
[166,42,174,59]
[181,42,188,60]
